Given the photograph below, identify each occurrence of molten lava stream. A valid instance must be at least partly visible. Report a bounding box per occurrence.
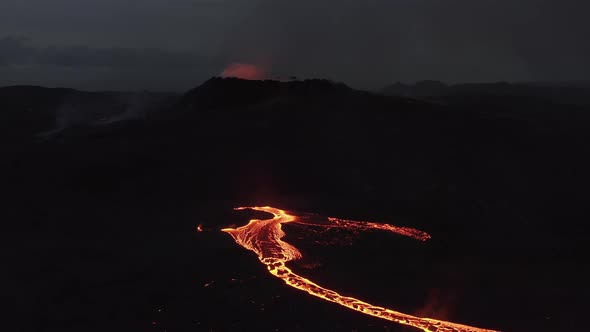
[222,206,499,332]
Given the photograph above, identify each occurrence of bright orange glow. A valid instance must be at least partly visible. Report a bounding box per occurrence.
[222,206,499,332]
[220,63,266,80]
[197,224,203,232]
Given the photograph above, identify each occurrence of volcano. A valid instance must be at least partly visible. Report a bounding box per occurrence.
[179,76,354,111]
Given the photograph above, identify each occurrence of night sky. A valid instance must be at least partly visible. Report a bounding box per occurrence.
[1,0,589,91]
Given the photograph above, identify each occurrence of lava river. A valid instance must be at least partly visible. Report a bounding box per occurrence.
[222,206,499,332]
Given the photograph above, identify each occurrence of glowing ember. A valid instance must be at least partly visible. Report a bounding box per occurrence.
[197,224,203,232]
[222,206,499,332]
[220,63,266,80]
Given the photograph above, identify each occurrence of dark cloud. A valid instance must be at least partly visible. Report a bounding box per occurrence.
[0,36,223,91]
[1,0,589,90]
[0,36,34,65]
[0,36,218,69]
[217,1,590,86]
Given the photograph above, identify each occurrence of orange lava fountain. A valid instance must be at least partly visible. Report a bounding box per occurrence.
[222,206,499,332]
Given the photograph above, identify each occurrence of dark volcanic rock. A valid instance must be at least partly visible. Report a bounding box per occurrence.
[2,77,589,332]
[179,76,353,111]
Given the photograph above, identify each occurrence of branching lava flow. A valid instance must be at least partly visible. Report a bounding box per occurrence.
[222,206,499,332]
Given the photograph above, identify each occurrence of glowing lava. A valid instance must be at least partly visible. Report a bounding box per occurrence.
[222,206,499,332]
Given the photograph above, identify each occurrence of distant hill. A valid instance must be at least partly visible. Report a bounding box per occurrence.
[381,80,590,106]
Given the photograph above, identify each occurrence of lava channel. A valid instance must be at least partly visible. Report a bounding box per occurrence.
[222,206,499,332]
